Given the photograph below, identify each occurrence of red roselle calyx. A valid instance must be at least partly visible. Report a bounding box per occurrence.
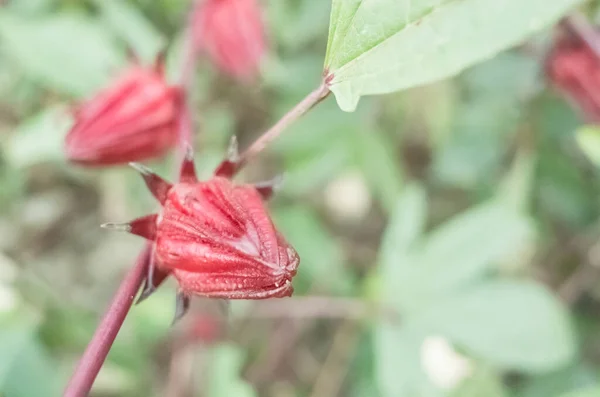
[192,0,267,81]
[102,139,299,322]
[65,55,180,166]
[547,28,600,123]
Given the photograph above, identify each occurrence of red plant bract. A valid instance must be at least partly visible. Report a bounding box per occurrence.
[547,29,600,123]
[192,0,267,81]
[65,56,180,166]
[103,143,299,319]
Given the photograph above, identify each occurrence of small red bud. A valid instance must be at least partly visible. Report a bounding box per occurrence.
[192,0,267,81]
[65,56,180,166]
[547,29,600,123]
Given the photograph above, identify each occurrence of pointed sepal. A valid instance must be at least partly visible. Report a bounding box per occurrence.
[172,291,191,325]
[101,214,158,240]
[179,145,198,183]
[253,174,284,201]
[129,162,172,204]
[214,136,240,178]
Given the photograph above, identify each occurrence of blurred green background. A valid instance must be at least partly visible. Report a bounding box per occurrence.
[1,0,600,396]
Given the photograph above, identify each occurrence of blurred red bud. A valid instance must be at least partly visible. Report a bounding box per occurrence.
[65,57,180,166]
[192,0,267,81]
[187,314,222,344]
[547,29,600,123]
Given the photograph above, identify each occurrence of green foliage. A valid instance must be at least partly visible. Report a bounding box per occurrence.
[0,324,59,397]
[0,11,123,96]
[95,0,165,63]
[416,281,575,372]
[324,0,581,111]
[560,388,600,397]
[577,126,600,168]
[207,345,256,397]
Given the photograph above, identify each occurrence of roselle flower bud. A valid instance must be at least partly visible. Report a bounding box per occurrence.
[103,140,299,322]
[192,0,266,81]
[65,56,180,166]
[547,29,600,123]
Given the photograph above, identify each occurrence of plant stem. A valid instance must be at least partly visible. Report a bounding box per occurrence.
[238,81,330,168]
[64,245,151,397]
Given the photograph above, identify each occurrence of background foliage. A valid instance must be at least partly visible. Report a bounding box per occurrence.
[0,0,599,396]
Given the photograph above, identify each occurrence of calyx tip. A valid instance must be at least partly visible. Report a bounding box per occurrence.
[101,222,132,232]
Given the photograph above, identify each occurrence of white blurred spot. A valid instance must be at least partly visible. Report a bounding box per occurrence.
[324,171,372,222]
[420,335,472,390]
[0,284,18,313]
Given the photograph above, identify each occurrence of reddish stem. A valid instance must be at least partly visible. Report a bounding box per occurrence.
[64,245,151,397]
[238,81,330,168]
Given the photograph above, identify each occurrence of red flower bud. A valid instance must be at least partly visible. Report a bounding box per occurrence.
[192,0,267,81]
[65,56,180,166]
[547,29,600,123]
[103,140,299,322]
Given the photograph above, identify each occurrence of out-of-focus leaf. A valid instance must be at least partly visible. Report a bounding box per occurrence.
[351,128,404,213]
[96,0,165,63]
[375,324,440,397]
[4,106,72,168]
[576,126,600,168]
[497,151,536,212]
[560,387,600,397]
[0,325,59,397]
[0,12,123,96]
[379,183,426,286]
[263,54,324,96]
[415,281,575,372]
[273,205,352,294]
[282,145,352,195]
[537,148,596,227]
[323,0,581,111]
[413,201,533,300]
[519,364,599,397]
[207,345,256,397]
[451,366,507,397]
[432,53,538,189]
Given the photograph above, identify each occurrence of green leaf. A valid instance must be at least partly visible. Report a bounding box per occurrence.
[560,387,600,397]
[379,183,427,267]
[351,128,404,213]
[415,281,576,372]
[96,0,165,63]
[4,106,72,168]
[497,150,536,212]
[207,345,256,397]
[375,324,440,397]
[451,366,507,397]
[576,126,600,168]
[413,200,533,299]
[324,0,582,111]
[0,11,123,96]
[519,364,599,397]
[0,325,59,397]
